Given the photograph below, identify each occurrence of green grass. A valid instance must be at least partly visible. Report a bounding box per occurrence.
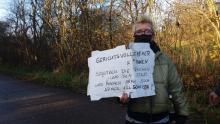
[0,64,88,94]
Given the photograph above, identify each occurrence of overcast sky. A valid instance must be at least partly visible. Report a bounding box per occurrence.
[0,0,11,21]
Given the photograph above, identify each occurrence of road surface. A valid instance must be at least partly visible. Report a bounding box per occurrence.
[0,74,126,124]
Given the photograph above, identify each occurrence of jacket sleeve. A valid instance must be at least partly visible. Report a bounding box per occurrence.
[167,59,189,116]
[215,84,220,96]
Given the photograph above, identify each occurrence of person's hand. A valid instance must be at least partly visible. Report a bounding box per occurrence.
[209,91,220,106]
[120,92,129,103]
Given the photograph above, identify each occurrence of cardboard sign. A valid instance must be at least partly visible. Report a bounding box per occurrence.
[88,43,155,101]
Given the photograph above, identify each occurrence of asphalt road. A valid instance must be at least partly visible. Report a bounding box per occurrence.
[0,74,126,124]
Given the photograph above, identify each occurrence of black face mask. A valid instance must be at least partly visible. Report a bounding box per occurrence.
[133,35,160,53]
[134,35,153,43]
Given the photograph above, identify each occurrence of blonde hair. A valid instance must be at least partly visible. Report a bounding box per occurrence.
[133,15,155,35]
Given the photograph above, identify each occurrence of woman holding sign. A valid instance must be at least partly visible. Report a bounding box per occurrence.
[120,16,189,124]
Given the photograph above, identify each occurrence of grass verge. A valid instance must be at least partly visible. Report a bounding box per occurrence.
[0,64,88,94]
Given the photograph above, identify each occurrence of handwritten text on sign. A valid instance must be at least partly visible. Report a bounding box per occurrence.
[87,43,155,101]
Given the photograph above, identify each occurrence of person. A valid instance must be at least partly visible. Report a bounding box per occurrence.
[120,15,189,124]
[209,84,220,106]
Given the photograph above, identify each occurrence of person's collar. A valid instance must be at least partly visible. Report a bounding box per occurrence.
[155,51,162,59]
